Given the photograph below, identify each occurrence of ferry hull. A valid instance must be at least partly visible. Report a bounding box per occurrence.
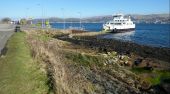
[104,28,135,33]
[111,28,135,33]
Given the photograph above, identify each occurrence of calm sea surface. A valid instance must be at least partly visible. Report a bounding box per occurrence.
[51,23,170,48]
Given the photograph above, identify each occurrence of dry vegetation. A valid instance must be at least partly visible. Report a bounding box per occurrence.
[24,29,170,94]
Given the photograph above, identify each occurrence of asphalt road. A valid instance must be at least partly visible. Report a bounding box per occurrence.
[0,24,15,54]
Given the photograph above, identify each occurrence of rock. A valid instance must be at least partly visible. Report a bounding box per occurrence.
[102,54,108,58]
[134,58,143,66]
[106,91,113,94]
[68,34,73,38]
[111,51,117,56]
[127,79,135,86]
[107,52,111,56]
[140,80,151,90]
[104,63,107,66]
[124,61,128,65]
[160,79,170,93]
[112,58,118,63]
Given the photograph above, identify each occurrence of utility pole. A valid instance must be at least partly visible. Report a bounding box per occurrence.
[41,4,44,28]
[61,8,65,30]
[37,4,44,28]
[78,12,82,29]
[26,8,29,20]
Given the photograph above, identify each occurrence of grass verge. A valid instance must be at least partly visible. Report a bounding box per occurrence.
[65,52,105,68]
[0,32,49,94]
[131,68,170,85]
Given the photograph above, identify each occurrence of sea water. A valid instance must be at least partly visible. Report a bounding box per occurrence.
[51,23,170,48]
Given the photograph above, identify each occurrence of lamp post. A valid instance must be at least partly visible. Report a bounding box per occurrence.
[26,8,29,20]
[37,4,43,28]
[78,12,82,29]
[61,8,65,30]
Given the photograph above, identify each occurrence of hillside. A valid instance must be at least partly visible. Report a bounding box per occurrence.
[33,14,170,24]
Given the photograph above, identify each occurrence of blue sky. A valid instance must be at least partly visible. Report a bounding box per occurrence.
[0,0,169,19]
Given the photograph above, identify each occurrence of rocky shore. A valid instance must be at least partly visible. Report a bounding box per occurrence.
[55,31,170,63]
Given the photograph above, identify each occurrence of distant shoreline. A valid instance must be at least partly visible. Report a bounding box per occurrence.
[49,22,170,24]
[49,22,104,23]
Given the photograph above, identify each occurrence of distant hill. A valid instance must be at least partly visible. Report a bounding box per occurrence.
[129,14,170,24]
[32,14,170,24]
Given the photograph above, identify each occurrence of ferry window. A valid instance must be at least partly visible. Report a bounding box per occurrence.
[115,23,121,25]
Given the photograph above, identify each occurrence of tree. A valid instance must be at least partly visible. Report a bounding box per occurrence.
[1,17,12,23]
[20,19,27,25]
[36,21,42,27]
[45,20,50,26]
[45,20,51,28]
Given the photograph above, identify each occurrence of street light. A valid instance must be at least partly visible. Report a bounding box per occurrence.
[37,4,44,28]
[26,8,29,20]
[61,8,65,30]
[77,12,82,29]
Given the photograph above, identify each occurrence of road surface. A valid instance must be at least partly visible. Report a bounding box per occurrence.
[0,24,15,54]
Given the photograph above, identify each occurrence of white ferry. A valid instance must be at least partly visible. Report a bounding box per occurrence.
[103,13,135,33]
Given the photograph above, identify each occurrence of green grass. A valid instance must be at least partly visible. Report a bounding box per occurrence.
[65,52,105,68]
[131,68,170,85]
[131,67,153,73]
[37,33,52,42]
[147,70,170,85]
[32,30,52,42]
[0,32,50,94]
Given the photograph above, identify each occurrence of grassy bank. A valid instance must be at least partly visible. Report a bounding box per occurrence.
[131,68,170,85]
[21,29,170,93]
[0,32,49,94]
[27,30,145,94]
